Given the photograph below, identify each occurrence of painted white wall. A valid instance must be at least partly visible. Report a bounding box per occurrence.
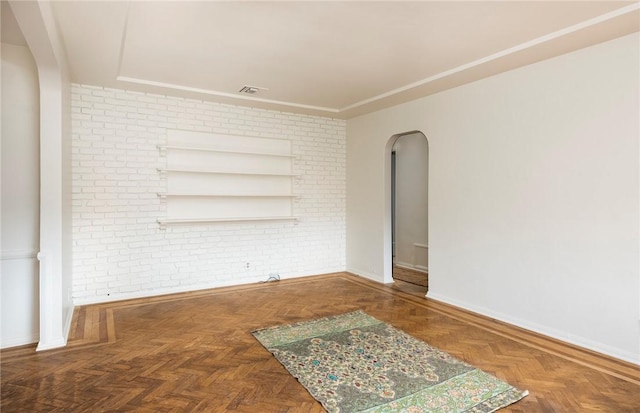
[393,132,428,270]
[347,33,639,363]
[1,43,41,348]
[71,84,346,305]
[60,45,74,352]
[10,0,74,351]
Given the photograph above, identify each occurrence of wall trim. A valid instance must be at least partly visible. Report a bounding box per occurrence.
[1,249,38,261]
[71,270,342,307]
[345,266,386,285]
[62,303,74,346]
[35,336,66,352]
[1,334,39,349]
[73,277,265,306]
[428,291,639,365]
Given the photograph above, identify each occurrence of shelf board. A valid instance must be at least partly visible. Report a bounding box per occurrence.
[157,193,295,198]
[157,216,298,226]
[156,168,298,177]
[157,145,296,158]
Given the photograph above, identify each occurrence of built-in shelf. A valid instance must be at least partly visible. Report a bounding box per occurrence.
[157,145,297,158]
[156,168,299,177]
[159,131,295,226]
[157,216,298,227]
[157,193,296,199]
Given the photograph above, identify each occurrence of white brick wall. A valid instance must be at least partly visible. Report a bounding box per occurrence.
[71,84,346,304]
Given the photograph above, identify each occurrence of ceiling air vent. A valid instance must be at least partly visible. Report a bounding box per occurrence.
[239,85,268,95]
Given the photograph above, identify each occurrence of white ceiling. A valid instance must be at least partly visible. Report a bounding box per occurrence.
[40,1,640,118]
[1,1,27,47]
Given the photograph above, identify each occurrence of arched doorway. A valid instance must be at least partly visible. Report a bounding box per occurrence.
[389,132,428,291]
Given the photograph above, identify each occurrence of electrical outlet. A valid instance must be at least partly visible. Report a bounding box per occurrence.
[245,262,250,269]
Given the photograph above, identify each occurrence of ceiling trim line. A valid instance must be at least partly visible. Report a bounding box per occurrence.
[339,2,640,113]
[115,1,131,79]
[116,76,340,114]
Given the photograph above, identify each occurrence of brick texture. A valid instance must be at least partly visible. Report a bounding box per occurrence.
[71,84,346,304]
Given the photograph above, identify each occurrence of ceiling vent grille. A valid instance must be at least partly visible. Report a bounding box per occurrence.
[239,85,267,95]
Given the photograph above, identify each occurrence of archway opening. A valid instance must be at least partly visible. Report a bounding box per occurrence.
[388,131,428,293]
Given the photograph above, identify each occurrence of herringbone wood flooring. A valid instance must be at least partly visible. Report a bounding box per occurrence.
[392,264,429,288]
[2,273,639,412]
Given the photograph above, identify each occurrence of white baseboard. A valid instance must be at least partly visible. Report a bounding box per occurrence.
[72,269,347,306]
[73,275,273,306]
[427,291,639,365]
[36,336,67,352]
[345,267,388,284]
[63,304,74,345]
[0,334,39,349]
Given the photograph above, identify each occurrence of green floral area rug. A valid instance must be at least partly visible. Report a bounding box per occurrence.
[252,310,527,413]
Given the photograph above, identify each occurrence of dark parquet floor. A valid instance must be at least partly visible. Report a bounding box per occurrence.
[2,272,639,412]
[392,264,429,288]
